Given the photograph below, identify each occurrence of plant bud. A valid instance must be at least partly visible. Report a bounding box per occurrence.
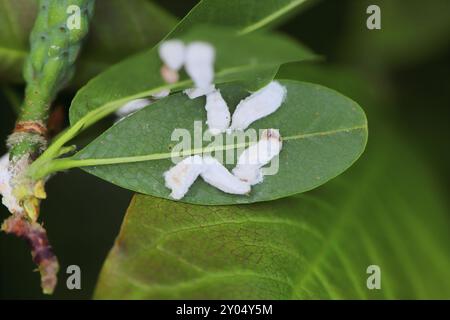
[205,90,231,135]
[232,129,282,185]
[230,81,287,131]
[201,156,250,195]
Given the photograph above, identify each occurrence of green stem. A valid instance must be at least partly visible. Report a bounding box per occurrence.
[9,0,96,161]
[30,80,192,171]
[30,137,251,179]
[3,0,96,296]
[30,125,368,179]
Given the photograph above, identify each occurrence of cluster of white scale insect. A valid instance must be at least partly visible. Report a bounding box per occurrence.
[114,39,287,199]
[164,129,282,200]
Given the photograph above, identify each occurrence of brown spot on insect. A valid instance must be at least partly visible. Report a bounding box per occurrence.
[160,64,180,84]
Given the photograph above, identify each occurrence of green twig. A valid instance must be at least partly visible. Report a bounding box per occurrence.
[3,0,96,295]
[9,0,96,161]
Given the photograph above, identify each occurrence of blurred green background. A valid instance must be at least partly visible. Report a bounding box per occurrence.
[1,0,449,299]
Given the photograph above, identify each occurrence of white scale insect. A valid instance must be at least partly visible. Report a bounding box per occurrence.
[201,156,250,195]
[0,153,22,214]
[159,39,216,90]
[184,84,216,99]
[158,40,186,72]
[117,40,217,120]
[204,89,231,135]
[203,80,286,136]
[164,155,204,200]
[115,98,152,119]
[230,81,287,131]
[232,129,282,185]
[164,155,250,200]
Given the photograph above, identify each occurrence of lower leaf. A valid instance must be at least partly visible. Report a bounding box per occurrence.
[94,130,450,299]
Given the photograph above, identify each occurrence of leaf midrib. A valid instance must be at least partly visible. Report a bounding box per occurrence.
[68,125,367,169]
[238,0,308,35]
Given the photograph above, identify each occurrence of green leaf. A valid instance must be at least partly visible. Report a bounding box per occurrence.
[169,0,311,37]
[0,0,176,85]
[1,85,22,114]
[68,26,314,125]
[0,0,37,83]
[74,0,177,86]
[93,128,450,299]
[72,80,367,205]
[0,0,311,85]
[342,0,450,67]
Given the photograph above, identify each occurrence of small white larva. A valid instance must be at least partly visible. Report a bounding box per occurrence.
[185,42,215,89]
[115,98,152,118]
[232,129,283,185]
[158,40,186,71]
[205,90,231,135]
[201,156,250,195]
[164,155,204,200]
[184,84,216,99]
[0,153,22,214]
[152,89,171,99]
[0,153,10,196]
[230,81,287,131]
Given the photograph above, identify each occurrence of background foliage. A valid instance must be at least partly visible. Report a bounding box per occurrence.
[1,0,449,299]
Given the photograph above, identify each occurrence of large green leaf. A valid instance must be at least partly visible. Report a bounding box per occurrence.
[68,27,314,124]
[93,128,450,299]
[93,62,450,299]
[73,80,367,205]
[0,0,176,84]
